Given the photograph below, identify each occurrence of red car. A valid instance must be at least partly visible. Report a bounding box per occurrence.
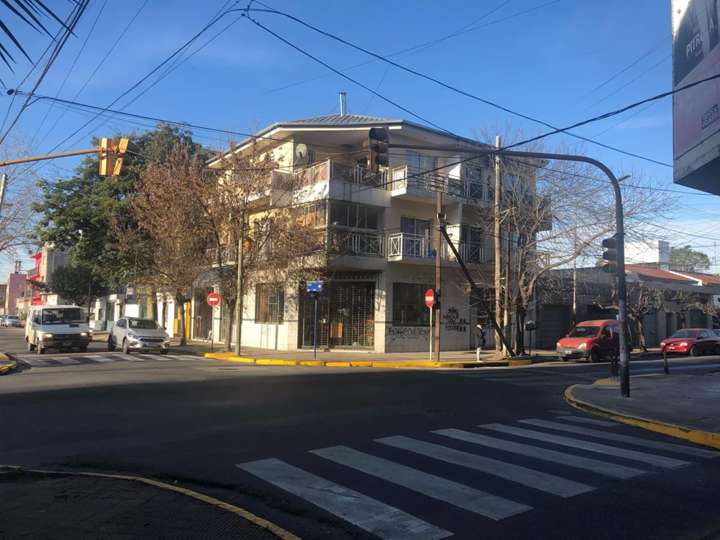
[660,328,720,356]
[557,319,620,363]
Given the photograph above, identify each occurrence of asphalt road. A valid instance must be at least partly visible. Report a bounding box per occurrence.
[2,327,720,540]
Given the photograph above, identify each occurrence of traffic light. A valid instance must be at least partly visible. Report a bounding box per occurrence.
[601,235,617,273]
[98,138,110,176]
[367,127,389,173]
[98,137,129,177]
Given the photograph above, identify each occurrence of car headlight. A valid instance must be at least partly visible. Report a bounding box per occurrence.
[80,332,88,337]
[679,341,688,347]
[578,342,587,350]
[41,333,53,339]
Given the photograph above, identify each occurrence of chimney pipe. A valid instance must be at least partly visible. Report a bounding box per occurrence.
[339,92,347,116]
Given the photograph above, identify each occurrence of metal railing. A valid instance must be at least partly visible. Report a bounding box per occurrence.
[386,233,430,259]
[328,228,384,257]
[294,159,386,188]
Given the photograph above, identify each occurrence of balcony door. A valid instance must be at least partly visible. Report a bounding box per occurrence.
[400,217,431,257]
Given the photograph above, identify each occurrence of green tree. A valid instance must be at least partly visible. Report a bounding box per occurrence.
[33,124,203,310]
[49,264,107,309]
[670,245,711,272]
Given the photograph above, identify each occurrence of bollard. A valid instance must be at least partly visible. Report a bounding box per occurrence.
[663,349,669,375]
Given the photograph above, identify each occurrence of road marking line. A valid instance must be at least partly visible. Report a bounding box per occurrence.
[480,424,691,469]
[433,428,645,479]
[85,355,114,363]
[376,435,593,498]
[555,415,618,428]
[17,356,47,366]
[143,354,171,362]
[237,458,451,540]
[56,357,81,365]
[311,445,531,520]
[518,419,719,458]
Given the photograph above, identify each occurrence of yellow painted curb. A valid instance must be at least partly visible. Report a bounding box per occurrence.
[297,360,324,367]
[1,465,299,540]
[593,377,619,385]
[564,385,720,450]
[256,359,298,366]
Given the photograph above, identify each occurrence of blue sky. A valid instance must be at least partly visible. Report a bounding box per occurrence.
[3,0,719,275]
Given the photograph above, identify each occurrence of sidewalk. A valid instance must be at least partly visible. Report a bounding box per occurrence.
[0,467,295,540]
[566,372,720,449]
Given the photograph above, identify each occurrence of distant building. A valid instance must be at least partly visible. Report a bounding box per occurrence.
[0,283,6,315]
[625,240,670,269]
[5,265,27,316]
[28,244,70,306]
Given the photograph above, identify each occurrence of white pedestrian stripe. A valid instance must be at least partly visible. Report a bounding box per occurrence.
[56,357,81,365]
[376,435,594,498]
[433,428,645,479]
[554,415,618,428]
[518,419,719,458]
[237,458,451,540]
[311,445,531,520]
[481,424,691,469]
[85,355,114,363]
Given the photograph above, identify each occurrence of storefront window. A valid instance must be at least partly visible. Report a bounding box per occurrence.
[393,283,433,326]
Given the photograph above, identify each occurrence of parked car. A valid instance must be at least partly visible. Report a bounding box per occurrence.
[25,305,90,354]
[109,317,170,354]
[0,315,6,327]
[660,328,720,356]
[5,315,23,328]
[557,319,620,362]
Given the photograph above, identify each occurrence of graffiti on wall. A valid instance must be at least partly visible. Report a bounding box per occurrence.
[388,326,429,341]
[443,307,468,332]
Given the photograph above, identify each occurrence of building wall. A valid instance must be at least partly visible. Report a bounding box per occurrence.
[5,273,26,315]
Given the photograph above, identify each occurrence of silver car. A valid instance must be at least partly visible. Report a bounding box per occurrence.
[109,317,170,354]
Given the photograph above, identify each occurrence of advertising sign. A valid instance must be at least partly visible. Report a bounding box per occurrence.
[672,0,720,194]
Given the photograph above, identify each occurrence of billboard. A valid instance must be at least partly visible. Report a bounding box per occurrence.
[672,0,720,194]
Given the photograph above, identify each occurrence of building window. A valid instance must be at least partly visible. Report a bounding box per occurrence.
[393,283,432,326]
[255,284,284,323]
[329,201,381,230]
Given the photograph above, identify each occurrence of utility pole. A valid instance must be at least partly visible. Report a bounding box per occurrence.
[493,135,503,352]
[0,174,6,219]
[234,216,246,355]
[434,190,442,362]
[503,221,511,354]
[572,223,578,324]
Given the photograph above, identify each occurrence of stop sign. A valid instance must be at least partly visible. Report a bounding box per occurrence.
[207,292,221,307]
[424,289,435,308]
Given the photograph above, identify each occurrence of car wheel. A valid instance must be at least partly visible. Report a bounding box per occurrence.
[160,349,168,355]
[122,338,129,354]
[589,348,601,363]
[36,339,44,355]
[26,338,34,352]
[79,345,88,353]
[690,345,700,357]
[107,337,115,352]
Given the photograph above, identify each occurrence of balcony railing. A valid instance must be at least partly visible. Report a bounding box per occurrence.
[387,232,430,259]
[328,228,384,257]
[386,165,486,201]
[294,159,387,188]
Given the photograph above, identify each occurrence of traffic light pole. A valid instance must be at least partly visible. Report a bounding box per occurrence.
[389,142,632,395]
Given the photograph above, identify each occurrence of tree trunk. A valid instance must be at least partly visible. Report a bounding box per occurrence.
[149,286,158,322]
[515,304,526,355]
[636,317,647,352]
[161,298,167,330]
[176,293,187,346]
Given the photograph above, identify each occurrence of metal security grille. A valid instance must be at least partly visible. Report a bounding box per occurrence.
[300,282,374,349]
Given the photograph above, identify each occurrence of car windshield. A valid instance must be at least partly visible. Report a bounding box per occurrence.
[128,319,159,330]
[671,329,701,339]
[568,325,599,338]
[40,308,85,325]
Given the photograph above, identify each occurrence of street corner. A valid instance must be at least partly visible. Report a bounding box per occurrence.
[563,379,720,451]
[0,352,18,375]
[0,465,298,540]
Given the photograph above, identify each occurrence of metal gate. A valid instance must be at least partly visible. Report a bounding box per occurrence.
[301,282,375,349]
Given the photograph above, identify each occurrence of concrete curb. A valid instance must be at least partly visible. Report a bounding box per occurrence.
[0,465,299,540]
[203,352,524,369]
[0,352,17,375]
[564,384,720,450]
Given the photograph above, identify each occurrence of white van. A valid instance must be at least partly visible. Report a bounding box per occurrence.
[25,305,91,354]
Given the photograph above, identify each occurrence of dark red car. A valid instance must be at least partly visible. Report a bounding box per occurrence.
[660,328,720,356]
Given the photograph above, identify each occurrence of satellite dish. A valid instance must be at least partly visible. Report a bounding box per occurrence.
[295,143,310,166]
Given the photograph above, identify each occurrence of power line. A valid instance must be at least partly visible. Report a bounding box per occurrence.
[247,5,672,167]
[0,0,89,147]
[263,0,559,95]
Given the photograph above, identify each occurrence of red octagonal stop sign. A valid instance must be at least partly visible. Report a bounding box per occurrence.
[207,292,221,307]
[424,289,435,308]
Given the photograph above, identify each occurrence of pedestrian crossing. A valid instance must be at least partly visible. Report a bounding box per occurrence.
[441,369,597,389]
[236,414,719,539]
[15,352,199,368]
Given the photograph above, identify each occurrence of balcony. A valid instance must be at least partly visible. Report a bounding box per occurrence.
[293,159,390,207]
[328,228,385,257]
[386,233,488,264]
[386,165,489,206]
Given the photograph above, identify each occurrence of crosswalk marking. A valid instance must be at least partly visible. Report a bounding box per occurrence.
[433,428,646,479]
[518,419,719,458]
[55,357,81,365]
[481,424,691,469]
[554,415,618,428]
[311,445,531,520]
[237,458,451,540]
[84,355,114,362]
[376,435,594,498]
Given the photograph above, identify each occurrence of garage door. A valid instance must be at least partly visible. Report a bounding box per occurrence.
[537,305,572,349]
